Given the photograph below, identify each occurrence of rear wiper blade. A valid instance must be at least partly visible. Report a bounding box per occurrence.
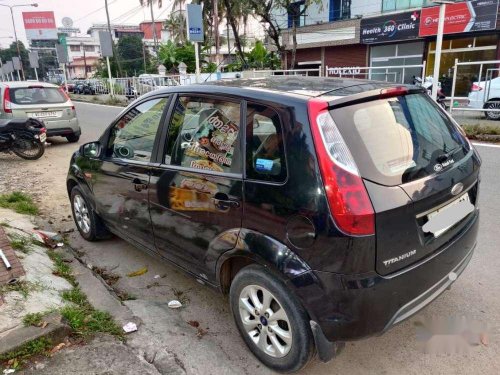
[436,146,461,163]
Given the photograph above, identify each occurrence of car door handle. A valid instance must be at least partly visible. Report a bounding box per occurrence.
[212,192,240,210]
[132,178,148,192]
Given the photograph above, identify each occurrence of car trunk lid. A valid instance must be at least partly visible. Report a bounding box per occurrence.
[327,89,480,275]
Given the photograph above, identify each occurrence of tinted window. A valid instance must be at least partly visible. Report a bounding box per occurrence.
[246,103,286,182]
[107,97,168,162]
[11,87,67,105]
[331,93,470,186]
[165,96,242,174]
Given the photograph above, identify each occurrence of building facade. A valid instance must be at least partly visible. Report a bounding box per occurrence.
[278,0,500,96]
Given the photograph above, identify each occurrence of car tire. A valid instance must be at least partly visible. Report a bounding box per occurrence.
[70,186,110,241]
[66,134,80,143]
[230,264,315,373]
[484,101,500,120]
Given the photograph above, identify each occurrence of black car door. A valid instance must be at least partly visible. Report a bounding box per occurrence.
[149,94,244,282]
[91,95,170,250]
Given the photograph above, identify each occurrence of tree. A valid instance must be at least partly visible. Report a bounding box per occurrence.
[0,41,30,78]
[164,13,185,44]
[249,0,320,69]
[157,41,201,74]
[222,0,251,66]
[118,36,150,76]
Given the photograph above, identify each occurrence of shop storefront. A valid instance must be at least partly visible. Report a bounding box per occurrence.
[419,0,500,96]
[361,10,425,84]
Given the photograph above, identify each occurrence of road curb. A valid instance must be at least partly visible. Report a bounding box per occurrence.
[0,312,71,357]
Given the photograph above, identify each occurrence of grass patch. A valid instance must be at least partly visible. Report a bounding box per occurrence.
[0,192,38,215]
[0,221,12,228]
[463,124,500,136]
[8,233,32,254]
[60,305,122,338]
[62,287,88,306]
[46,250,76,286]
[0,337,51,363]
[0,281,42,299]
[22,312,44,327]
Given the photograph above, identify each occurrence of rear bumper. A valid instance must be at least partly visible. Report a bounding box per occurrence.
[288,209,479,343]
[45,118,80,136]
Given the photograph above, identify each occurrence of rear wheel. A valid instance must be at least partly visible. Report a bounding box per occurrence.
[484,101,500,120]
[70,186,110,241]
[11,134,44,160]
[66,133,80,143]
[230,265,315,373]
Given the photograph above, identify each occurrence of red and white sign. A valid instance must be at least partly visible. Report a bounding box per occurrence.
[419,0,499,37]
[22,11,58,40]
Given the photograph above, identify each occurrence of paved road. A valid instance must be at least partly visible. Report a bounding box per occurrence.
[1,102,499,374]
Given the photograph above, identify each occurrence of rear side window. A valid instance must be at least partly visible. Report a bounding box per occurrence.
[246,103,286,182]
[331,93,469,186]
[164,96,242,174]
[10,87,67,105]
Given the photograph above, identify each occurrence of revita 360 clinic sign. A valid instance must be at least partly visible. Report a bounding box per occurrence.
[361,11,421,44]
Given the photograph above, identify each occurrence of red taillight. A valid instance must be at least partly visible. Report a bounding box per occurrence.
[3,86,12,114]
[40,127,47,133]
[308,98,375,236]
[471,83,482,92]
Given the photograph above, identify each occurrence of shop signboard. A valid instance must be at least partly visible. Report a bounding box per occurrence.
[419,0,499,37]
[22,11,58,40]
[361,11,421,44]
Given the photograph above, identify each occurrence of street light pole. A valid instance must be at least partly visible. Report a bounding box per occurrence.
[431,1,453,101]
[0,3,39,81]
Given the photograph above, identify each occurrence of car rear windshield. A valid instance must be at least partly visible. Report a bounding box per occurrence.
[10,87,67,105]
[330,93,470,186]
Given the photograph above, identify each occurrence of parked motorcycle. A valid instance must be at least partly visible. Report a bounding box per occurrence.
[0,118,46,160]
[413,76,448,110]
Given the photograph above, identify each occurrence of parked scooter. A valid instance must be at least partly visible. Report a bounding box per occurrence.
[0,118,46,160]
[413,76,448,110]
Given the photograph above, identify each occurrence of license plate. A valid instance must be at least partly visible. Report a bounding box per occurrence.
[423,193,475,237]
[39,133,47,143]
[31,111,58,118]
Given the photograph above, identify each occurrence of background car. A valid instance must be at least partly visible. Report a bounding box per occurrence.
[74,81,95,95]
[0,81,81,143]
[468,76,500,120]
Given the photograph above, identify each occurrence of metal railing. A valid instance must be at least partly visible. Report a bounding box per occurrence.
[241,68,321,78]
[325,62,427,84]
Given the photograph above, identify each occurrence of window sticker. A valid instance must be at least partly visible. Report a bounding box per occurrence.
[183,108,239,171]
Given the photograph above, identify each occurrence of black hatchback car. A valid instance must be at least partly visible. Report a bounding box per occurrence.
[67,77,480,372]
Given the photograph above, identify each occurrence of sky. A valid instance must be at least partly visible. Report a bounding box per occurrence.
[0,0,174,48]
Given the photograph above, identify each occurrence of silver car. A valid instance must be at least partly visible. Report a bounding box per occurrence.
[0,81,81,142]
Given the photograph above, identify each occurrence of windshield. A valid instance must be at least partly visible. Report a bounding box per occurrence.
[11,87,67,105]
[331,93,470,186]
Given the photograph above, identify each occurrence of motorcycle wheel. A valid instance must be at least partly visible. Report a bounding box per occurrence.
[12,135,45,160]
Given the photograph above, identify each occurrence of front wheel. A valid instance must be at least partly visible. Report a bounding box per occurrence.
[484,101,500,120]
[11,135,45,160]
[230,265,315,373]
[70,186,110,241]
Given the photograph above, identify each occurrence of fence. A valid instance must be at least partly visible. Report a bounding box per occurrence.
[449,59,500,117]
[325,62,426,84]
[241,68,321,78]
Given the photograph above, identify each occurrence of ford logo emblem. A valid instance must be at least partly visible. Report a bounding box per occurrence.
[451,183,464,196]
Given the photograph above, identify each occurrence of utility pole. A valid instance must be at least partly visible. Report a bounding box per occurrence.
[104,0,122,77]
[81,43,88,79]
[431,1,452,101]
[149,0,158,55]
[213,0,220,71]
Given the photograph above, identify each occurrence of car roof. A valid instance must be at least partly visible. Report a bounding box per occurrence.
[0,81,60,89]
[203,76,393,98]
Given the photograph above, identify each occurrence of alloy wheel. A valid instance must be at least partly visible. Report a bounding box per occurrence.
[238,284,293,358]
[486,102,500,119]
[73,194,91,234]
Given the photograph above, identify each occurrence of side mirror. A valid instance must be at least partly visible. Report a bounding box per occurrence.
[81,142,102,158]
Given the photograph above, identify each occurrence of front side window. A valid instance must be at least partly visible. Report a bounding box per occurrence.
[246,103,286,182]
[107,97,168,162]
[165,96,242,174]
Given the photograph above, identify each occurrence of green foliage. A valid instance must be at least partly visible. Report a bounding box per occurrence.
[0,281,42,299]
[0,192,38,215]
[8,233,32,254]
[0,337,51,362]
[158,41,199,73]
[46,250,76,286]
[0,41,31,79]
[60,305,122,338]
[22,312,44,327]
[463,124,500,136]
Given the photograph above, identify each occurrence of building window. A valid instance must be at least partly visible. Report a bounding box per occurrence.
[287,1,306,28]
[382,0,431,12]
[329,0,351,21]
[370,42,424,84]
[84,45,95,52]
[70,45,80,52]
